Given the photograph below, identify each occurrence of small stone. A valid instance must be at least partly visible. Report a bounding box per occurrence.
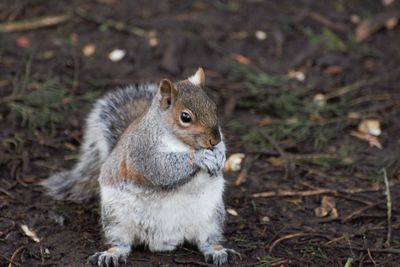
[313,94,327,107]
[350,14,361,24]
[109,49,126,62]
[261,216,270,222]
[255,30,267,40]
[226,208,238,216]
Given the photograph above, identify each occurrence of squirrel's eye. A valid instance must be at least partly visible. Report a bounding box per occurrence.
[180,112,192,123]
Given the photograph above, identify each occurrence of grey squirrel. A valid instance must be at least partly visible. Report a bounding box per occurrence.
[41,68,239,266]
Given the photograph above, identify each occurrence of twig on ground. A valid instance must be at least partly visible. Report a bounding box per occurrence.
[270,259,288,266]
[299,180,381,205]
[0,218,16,238]
[344,257,353,267]
[0,14,70,32]
[307,11,348,32]
[0,188,15,199]
[70,34,80,91]
[261,132,293,179]
[342,194,400,223]
[75,8,146,37]
[382,168,392,247]
[367,248,377,266]
[346,235,356,258]
[4,3,27,22]
[325,68,400,100]
[252,188,336,198]
[173,258,216,266]
[223,95,237,119]
[8,246,25,267]
[342,200,385,223]
[300,181,382,195]
[324,235,347,246]
[289,42,324,69]
[322,245,400,254]
[268,232,327,254]
[234,156,254,186]
[355,11,400,42]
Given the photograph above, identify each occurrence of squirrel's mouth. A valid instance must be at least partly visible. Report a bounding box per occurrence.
[195,144,215,151]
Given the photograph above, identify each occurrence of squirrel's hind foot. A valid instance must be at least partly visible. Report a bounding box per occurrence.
[88,245,130,267]
[203,245,241,266]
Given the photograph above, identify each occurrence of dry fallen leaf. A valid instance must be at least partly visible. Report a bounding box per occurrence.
[385,17,398,29]
[268,157,284,167]
[64,142,77,151]
[232,54,250,65]
[350,131,383,149]
[330,207,339,218]
[288,69,306,82]
[314,196,338,218]
[226,208,238,216]
[348,112,361,119]
[324,65,343,75]
[308,113,325,123]
[257,117,273,127]
[313,93,326,107]
[358,119,381,136]
[224,153,245,172]
[21,175,39,184]
[82,44,96,56]
[355,13,399,42]
[314,207,329,217]
[20,224,40,243]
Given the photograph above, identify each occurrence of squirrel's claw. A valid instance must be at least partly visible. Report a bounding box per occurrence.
[204,247,241,266]
[88,247,129,267]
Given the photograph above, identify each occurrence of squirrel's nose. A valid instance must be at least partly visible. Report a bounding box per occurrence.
[209,135,221,147]
[209,139,218,147]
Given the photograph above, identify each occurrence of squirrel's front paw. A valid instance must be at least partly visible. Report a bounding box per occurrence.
[213,146,226,173]
[88,246,130,267]
[193,149,221,176]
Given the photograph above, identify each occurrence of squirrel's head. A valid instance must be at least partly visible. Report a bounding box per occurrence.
[157,68,221,150]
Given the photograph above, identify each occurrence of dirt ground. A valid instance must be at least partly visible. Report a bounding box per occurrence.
[1,0,400,266]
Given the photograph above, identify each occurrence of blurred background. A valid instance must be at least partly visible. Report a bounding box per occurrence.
[1,0,400,266]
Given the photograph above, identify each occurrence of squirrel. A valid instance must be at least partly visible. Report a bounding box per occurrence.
[41,68,239,266]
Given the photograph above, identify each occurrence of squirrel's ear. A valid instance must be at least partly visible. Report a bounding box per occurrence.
[188,67,205,88]
[159,79,177,110]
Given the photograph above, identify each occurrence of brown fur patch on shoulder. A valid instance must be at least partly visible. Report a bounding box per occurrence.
[119,158,147,183]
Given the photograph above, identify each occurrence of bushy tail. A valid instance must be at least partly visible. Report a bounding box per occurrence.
[41,148,102,203]
[41,84,157,202]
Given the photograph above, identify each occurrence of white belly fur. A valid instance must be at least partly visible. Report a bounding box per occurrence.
[101,171,225,251]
